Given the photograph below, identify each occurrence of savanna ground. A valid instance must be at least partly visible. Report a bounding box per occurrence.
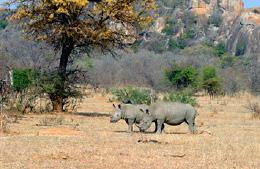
[1,93,260,169]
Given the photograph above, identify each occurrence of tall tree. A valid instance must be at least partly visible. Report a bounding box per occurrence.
[7,0,156,112]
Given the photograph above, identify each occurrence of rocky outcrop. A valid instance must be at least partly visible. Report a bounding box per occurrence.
[63,97,78,112]
[152,0,260,57]
[226,8,260,56]
[189,0,244,16]
[30,96,53,113]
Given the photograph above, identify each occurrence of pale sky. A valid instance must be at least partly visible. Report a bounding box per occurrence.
[1,0,260,8]
[244,0,260,8]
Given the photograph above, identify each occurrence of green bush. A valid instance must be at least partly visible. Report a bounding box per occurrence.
[182,28,197,39]
[165,64,199,89]
[0,19,7,30]
[168,38,187,50]
[162,26,176,36]
[37,72,81,99]
[111,86,152,105]
[163,90,197,106]
[202,66,223,96]
[202,66,217,81]
[168,39,179,50]
[38,73,62,94]
[168,27,197,50]
[162,18,180,36]
[12,69,35,92]
[202,77,223,96]
[213,42,226,57]
[177,37,187,49]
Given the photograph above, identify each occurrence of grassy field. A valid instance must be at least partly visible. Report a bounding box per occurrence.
[1,93,260,169]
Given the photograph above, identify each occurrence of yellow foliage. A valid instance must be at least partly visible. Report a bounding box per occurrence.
[9,0,156,49]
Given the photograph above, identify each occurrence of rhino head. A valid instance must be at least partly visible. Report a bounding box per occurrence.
[110,104,123,123]
[137,108,153,132]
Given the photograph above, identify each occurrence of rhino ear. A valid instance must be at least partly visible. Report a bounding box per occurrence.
[118,104,121,109]
[140,109,145,113]
[140,109,150,115]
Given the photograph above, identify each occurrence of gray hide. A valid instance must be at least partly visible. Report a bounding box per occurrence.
[110,104,149,133]
[138,102,198,134]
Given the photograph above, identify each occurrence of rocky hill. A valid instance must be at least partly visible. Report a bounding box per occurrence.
[147,0,260,57]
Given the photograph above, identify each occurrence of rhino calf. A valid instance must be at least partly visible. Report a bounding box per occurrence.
[110,104,149,133]
[138,102,198,134]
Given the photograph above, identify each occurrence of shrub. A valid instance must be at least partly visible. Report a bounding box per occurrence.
[165,64,199,89]
[87,50,173,91]
[202,66,222,96]
[168,26,198,50]
[202,77,223,96]
[162,25,176,36]
[163,90,197,106]
[168,39,179,51]
[245,101,260,119]
[38,73,62,94]
[202,66,223,96]
[177,37,187,49]
[0,19,7,30]
[202,66,217,81]
[253,9,260,14]
[168,38,187,50]
[12,69,35,92]
[111,86,152,105]
[223,79,241,96]
[213,42,226,57]
[36,115,65,126]
[162,17,180,36]
[182,27,197,39]
[37,71,81,99]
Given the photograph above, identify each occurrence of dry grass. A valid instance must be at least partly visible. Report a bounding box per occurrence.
[244,101,260,119]
[36,115,65,126]
[0,112,9,133]
[0,93,260,169]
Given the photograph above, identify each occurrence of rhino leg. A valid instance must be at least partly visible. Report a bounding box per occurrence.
[154,121,157,133]
[154,122,165,133]
[126,119,134,133]
[187,118,196,134]
[155,119,164,134]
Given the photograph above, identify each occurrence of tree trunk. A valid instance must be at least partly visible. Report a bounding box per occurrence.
[52,39,74,112]
[52,95,63,112]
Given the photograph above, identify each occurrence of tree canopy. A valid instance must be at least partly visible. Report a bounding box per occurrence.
[6,0,156,112]
[9,0,156,50]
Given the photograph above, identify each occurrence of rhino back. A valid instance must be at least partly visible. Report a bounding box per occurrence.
[150,102,195,120]
[122,104,148,122]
